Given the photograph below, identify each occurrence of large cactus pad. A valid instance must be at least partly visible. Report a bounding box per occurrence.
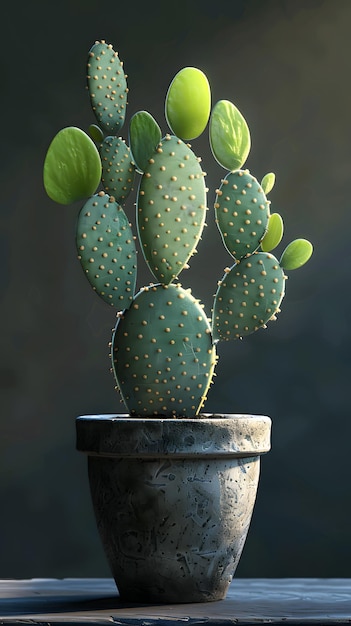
[137,135,207,284]
[215,169,270,261]
[112,283,216,416]
[76,192,137,307]
[212,252,285,340]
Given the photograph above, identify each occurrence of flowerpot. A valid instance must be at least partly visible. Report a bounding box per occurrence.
[76,413,271,604]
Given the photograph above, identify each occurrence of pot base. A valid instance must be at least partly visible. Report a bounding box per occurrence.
[88,454,259,603]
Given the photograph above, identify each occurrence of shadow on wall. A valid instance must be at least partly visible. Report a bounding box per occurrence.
[1,0,350,578]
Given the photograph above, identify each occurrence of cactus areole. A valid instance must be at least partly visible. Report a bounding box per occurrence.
[43,38,313,418]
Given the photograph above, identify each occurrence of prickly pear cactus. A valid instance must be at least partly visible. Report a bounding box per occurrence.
[43,38,314,418]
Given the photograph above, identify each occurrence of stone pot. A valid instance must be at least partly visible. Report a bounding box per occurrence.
[76,413,271,604]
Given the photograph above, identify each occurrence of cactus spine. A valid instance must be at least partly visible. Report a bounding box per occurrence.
[43,40,313,417]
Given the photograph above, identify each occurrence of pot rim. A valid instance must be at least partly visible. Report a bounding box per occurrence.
[76,413,271,458]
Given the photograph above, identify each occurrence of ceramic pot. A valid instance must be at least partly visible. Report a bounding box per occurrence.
[76,413,271,603]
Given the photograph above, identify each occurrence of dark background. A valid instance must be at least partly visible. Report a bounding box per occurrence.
[1,0,350,579]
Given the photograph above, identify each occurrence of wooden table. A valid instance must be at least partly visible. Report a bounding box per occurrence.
[0,578,350,625]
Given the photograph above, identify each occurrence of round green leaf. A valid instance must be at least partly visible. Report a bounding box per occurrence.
[129,110,162,173]
[261,172,276,194]
[261,213,284,252]
[209,99,251,171]
[280,238,313,270]
[165,67,211,140]
[43,126,102,205]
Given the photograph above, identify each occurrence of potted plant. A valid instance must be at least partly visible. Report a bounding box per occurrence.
[43,40,313,604]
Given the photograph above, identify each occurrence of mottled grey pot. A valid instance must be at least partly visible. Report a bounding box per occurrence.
[76,413,271,604]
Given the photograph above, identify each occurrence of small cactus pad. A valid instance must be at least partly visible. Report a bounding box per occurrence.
[261,172,276,195]
[209,99,251,171]
[112,283,216,417]
[280,238,313,270]
[215,170,270,260]
[137,135,207,283]
[88,124,104,144]
[129,110,162,173]
[165,67,211,140]
[87,41,128,135]
[212,252,285,341]
[43,127,101,205]
[261,213,284,252]
[100,136,135,204]
[76,192,137,307]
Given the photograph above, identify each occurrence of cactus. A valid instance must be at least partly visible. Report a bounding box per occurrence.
[43,39,313,417]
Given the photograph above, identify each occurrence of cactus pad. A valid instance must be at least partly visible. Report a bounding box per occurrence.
[215,170,270,261]
[261,213,284,252]
[165,67,211,140]
[129,110,162,173]
[43,127,102,205]
[261,172,276,195]
[280,238,313,270]
[100,136,135,204]
[137,135,207,284]
[112,283,216,416]
[209,100,251,171]
[76,192,137,307]
[212,252,285,341]
[87,41,128,135]
[88,124,104,144]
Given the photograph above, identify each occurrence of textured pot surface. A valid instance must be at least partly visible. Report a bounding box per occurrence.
[77,414,271,604]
